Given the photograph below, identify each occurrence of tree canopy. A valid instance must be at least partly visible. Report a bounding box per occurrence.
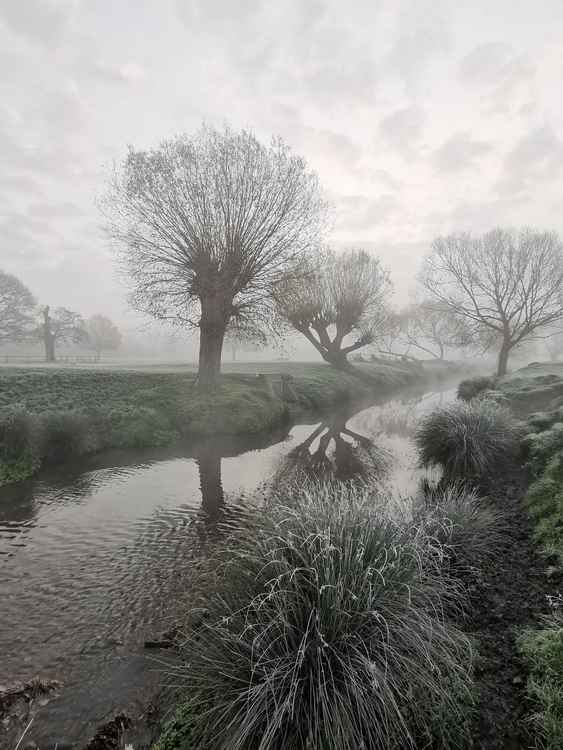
[421,227,563,375]
[103,124,326,386]
[0,270,36,343]
[85,315,122,357]
[275,248,392,369]
[401,300,473,360]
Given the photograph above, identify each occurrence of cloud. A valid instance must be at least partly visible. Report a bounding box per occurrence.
[299,127,361,167]
[29,201,85,219]
[378,106,425,154]
[459,42,536,113]
[85,60,146,86]
[336,194,400,233]
[0,0,75,45]
[496,125,563,195]
[386,0,451,90]
[432,132,492,172]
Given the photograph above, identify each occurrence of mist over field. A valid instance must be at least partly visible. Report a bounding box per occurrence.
[1,3,563,750]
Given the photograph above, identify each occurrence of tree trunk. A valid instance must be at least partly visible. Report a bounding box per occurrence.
[497,340,511,377]
[42,308,56,362]
[198,296,228,389]
[322,349,352,371]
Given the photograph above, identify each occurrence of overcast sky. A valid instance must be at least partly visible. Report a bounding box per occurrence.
[2,0,563,331]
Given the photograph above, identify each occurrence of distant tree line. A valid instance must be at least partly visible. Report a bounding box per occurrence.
[6,125,562,379]
[0,270,122,362]
[102,124,563,384]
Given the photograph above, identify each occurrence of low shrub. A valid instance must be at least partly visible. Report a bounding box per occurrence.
[171,485,474,750]
[416,399,522,486]
[457,376,497,402]
[108,405,177,448]
[525,454,563,562]
[411,484,506,587]
[527,406,563,435]
[518,615,563,750]
[0,405,39,482]
[153,704,195,750]
[525,422,563,477]
[38,410,100,463]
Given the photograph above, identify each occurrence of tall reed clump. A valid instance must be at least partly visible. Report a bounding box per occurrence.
[457,375,497,403]
[410,484,506,587]
[415,399,522,486]
[171,484,474,750]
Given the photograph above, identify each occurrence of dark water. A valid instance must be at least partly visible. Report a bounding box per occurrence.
[0,385,454,748]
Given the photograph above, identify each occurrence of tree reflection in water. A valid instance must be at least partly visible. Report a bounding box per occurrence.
[276,409,391,486]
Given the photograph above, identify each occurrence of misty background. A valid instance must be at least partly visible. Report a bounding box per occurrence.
[2,0,563,361]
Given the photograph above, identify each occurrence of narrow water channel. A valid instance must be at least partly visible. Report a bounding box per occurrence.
[0,383,455,748]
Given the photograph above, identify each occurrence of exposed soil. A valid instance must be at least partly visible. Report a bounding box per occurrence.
[466,470,562,749]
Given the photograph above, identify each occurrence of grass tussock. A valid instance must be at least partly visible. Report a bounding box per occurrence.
[518,615,563,750]
[171,484,474,750]
[457,376,497,403]
[415,399,522,486]
[411,484,507,587]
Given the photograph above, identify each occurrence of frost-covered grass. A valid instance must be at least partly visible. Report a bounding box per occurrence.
[415,399,522,486]
[168,484,474,750]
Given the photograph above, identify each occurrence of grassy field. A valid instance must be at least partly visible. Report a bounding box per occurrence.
[0,359,426,485]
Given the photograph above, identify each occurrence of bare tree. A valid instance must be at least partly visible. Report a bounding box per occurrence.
[421,228,563,376]
[275,248,392,370]
[0,270,36,343]
[85,315,122,360]
[103,125,326,388]
[40,306,86,362]
[402,300,473,360]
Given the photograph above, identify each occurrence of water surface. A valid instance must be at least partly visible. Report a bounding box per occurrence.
[0,384,454,747]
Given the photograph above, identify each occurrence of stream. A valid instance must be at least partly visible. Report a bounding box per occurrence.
[0,383,455,748]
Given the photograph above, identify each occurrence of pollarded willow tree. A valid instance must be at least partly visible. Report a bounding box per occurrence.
[421,228,563,376]
[0,270,36,343]
[275,248,392,370]
[103,126,327,388]
[402,300,473,360]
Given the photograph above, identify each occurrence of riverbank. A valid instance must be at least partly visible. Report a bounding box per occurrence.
[0,359,446,486]
[456,363,563,748]
[147,362,563,750]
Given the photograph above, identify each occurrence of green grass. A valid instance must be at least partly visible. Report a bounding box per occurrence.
[415,399,522,486]
[525,422,563,477]
[496,363,563,418]
[525,454,563,563]
[167,483,474,750]
[518,616,563,750]
[0,361,424,486]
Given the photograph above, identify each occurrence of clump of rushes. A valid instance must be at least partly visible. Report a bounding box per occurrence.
[411,484,507,587]
[415,399,522,486]
[517,615,563,750]
[457,375,497,403]
[170,484,474,750]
